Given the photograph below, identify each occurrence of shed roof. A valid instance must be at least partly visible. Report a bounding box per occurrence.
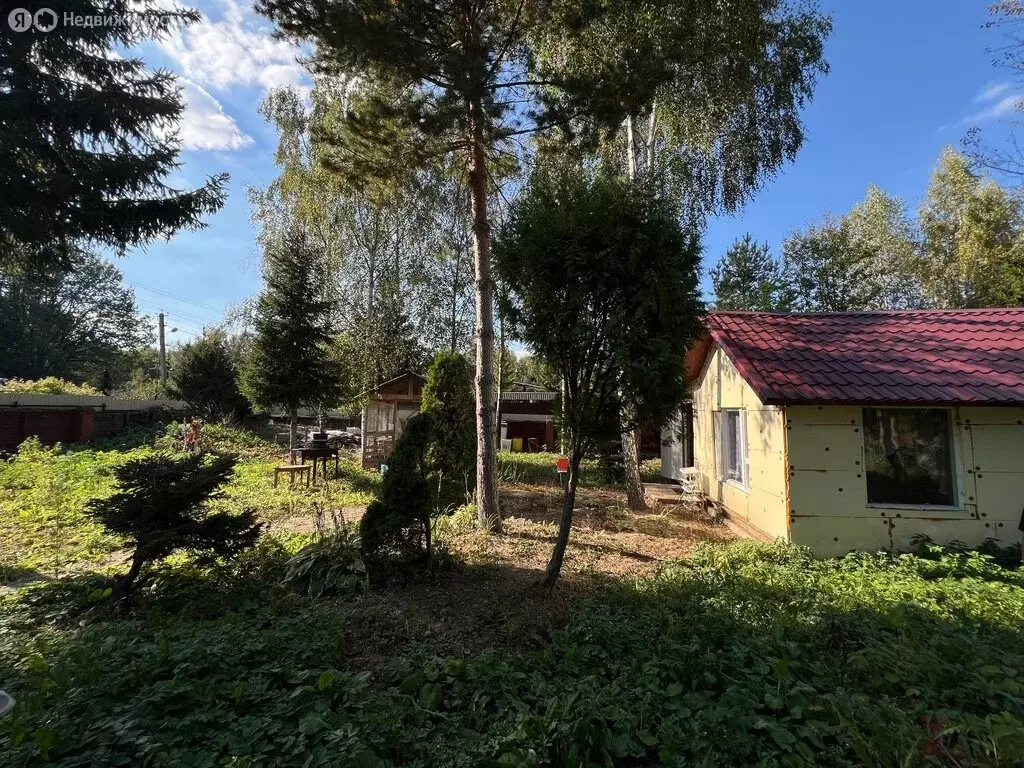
[360,372,426,400]
[687,309,1024,406]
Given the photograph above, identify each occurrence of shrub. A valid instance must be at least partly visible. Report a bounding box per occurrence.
[170,330,250,420]
[85,453,263,597]
[360,413,434,568]
[0,377,101,396]
[282,528,367,598]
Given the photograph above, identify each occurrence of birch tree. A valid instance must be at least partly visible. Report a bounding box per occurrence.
[538,0,831,509]
[919,147,1024,308]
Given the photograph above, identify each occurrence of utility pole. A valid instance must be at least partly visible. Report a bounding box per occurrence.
[158,312,167,386]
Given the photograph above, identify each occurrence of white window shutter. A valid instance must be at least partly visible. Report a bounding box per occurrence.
[740,413,750,489]
[714,411,724,481]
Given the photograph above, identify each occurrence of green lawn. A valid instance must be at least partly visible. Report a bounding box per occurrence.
[0,423,378,580]
[1,428,1023,767]
[497,450,662,486]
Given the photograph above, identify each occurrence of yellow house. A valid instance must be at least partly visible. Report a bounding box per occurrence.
[661,309,1024,556]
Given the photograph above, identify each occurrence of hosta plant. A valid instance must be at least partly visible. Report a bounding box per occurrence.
[282,528,367,598]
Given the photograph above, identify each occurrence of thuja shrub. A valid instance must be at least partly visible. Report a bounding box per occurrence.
[360,413,434,569]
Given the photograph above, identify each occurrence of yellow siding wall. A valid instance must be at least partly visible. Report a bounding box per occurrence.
[692,346,789,539]
[788,405,1024,556]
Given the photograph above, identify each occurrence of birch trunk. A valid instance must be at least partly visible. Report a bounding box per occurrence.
[621,113,648,511]
[468,98,501,532]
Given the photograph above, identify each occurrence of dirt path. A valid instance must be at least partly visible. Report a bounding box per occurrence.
[272,482,734,664]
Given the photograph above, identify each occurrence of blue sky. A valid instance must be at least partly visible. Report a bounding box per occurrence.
[118,0,1019,339]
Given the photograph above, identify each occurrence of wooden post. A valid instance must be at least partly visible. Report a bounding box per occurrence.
[158,312,167,386]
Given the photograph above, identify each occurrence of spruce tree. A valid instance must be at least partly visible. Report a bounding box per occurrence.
[0,1,226,273]
[86,453,262,599]
[241,227,344,448]
[710,234,789,311]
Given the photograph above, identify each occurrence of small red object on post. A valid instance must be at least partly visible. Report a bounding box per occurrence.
[555,455,570,487]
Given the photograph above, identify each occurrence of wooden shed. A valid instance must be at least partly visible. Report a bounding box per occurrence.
[498,389,557,452]
[361,373,425,470]
[662,309,1024,556]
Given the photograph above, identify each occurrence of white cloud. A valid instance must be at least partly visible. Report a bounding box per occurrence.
[159,0,307,93]
[177,79,254,150]
[963,94,1024,124]
[976,81,1015,102]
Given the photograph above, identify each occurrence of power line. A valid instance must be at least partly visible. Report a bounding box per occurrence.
[126,279,223,313]
[138,311,206,339]
[135,301,221,328]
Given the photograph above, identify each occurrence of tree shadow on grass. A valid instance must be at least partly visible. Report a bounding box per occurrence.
[0,566,52,590]
[4,545,1024,767]
[501,528,660,564]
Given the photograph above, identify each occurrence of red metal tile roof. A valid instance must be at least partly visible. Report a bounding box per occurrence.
[690,310,1024,406]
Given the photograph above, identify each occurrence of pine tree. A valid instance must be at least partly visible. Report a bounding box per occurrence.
[710,234,789,311]
[0,1,226,273]
[241,227,344,448]
[256,0,826,532]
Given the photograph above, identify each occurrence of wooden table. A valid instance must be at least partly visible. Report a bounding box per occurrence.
[290,446,340,483]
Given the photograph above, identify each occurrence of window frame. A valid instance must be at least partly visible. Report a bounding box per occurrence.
[861,406,961,510]
[716,407,750,492]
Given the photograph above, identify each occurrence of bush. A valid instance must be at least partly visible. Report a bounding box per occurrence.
[282,528,367,598]
[360,413,434,568]
[421,350,474,507]
[85,453,263,597]
[0,377,101,396]
[170,330,250,420]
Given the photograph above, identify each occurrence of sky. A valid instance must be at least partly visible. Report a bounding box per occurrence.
[113,0,1020,340]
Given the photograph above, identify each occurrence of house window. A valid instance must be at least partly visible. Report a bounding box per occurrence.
[716,409,748,488]
[862,408,956,506]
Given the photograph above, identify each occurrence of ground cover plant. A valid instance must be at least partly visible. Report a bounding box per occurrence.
[1,542,1023,766]
[2,426,1023,767]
